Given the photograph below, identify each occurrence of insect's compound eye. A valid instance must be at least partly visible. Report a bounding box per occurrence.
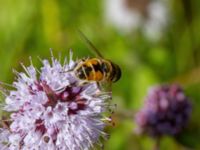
[114,65,121,82]
[111,63,121,83]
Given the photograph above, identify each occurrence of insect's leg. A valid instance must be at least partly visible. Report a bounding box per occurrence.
[77,80,89,86]
[0,116,11,132]
[96,82,101,89]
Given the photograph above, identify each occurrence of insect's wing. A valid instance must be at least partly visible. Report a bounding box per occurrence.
[77,30,104,58]
[98,80,112,93]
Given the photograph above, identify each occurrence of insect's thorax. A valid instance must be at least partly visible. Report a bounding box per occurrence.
[74,58,112,82]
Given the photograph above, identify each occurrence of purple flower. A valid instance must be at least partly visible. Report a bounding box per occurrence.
[135,84,192,137]
[0,51,112,150]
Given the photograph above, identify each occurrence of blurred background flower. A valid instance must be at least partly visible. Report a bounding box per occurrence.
[135,84,192,137]
[104,0,169,40]
[0,0,200,149]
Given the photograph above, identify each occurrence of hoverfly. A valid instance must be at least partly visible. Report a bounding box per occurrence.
[73,30,121,87]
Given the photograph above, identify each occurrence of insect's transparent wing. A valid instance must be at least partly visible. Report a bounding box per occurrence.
[98,80,112,94]
[77,30,104,58]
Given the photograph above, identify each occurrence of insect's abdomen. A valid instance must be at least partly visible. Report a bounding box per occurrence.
[75,58,105,81]
[74,58,121,83]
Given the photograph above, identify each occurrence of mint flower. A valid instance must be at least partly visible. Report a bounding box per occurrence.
[0,51,112,150]
[135,84,192,137]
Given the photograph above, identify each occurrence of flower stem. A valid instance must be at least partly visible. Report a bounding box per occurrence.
[153,137,161,150]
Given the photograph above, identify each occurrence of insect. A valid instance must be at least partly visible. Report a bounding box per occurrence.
[73,30,121,85]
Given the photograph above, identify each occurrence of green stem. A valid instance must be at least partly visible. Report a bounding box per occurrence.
[153,138,161,150]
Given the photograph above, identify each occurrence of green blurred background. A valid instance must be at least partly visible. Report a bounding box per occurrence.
[0,0,200,149]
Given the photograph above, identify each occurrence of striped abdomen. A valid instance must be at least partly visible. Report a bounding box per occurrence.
[74,58,121,82]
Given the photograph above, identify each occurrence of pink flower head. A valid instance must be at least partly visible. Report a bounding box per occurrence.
[135,84,192,137]
[0,50,112,150]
